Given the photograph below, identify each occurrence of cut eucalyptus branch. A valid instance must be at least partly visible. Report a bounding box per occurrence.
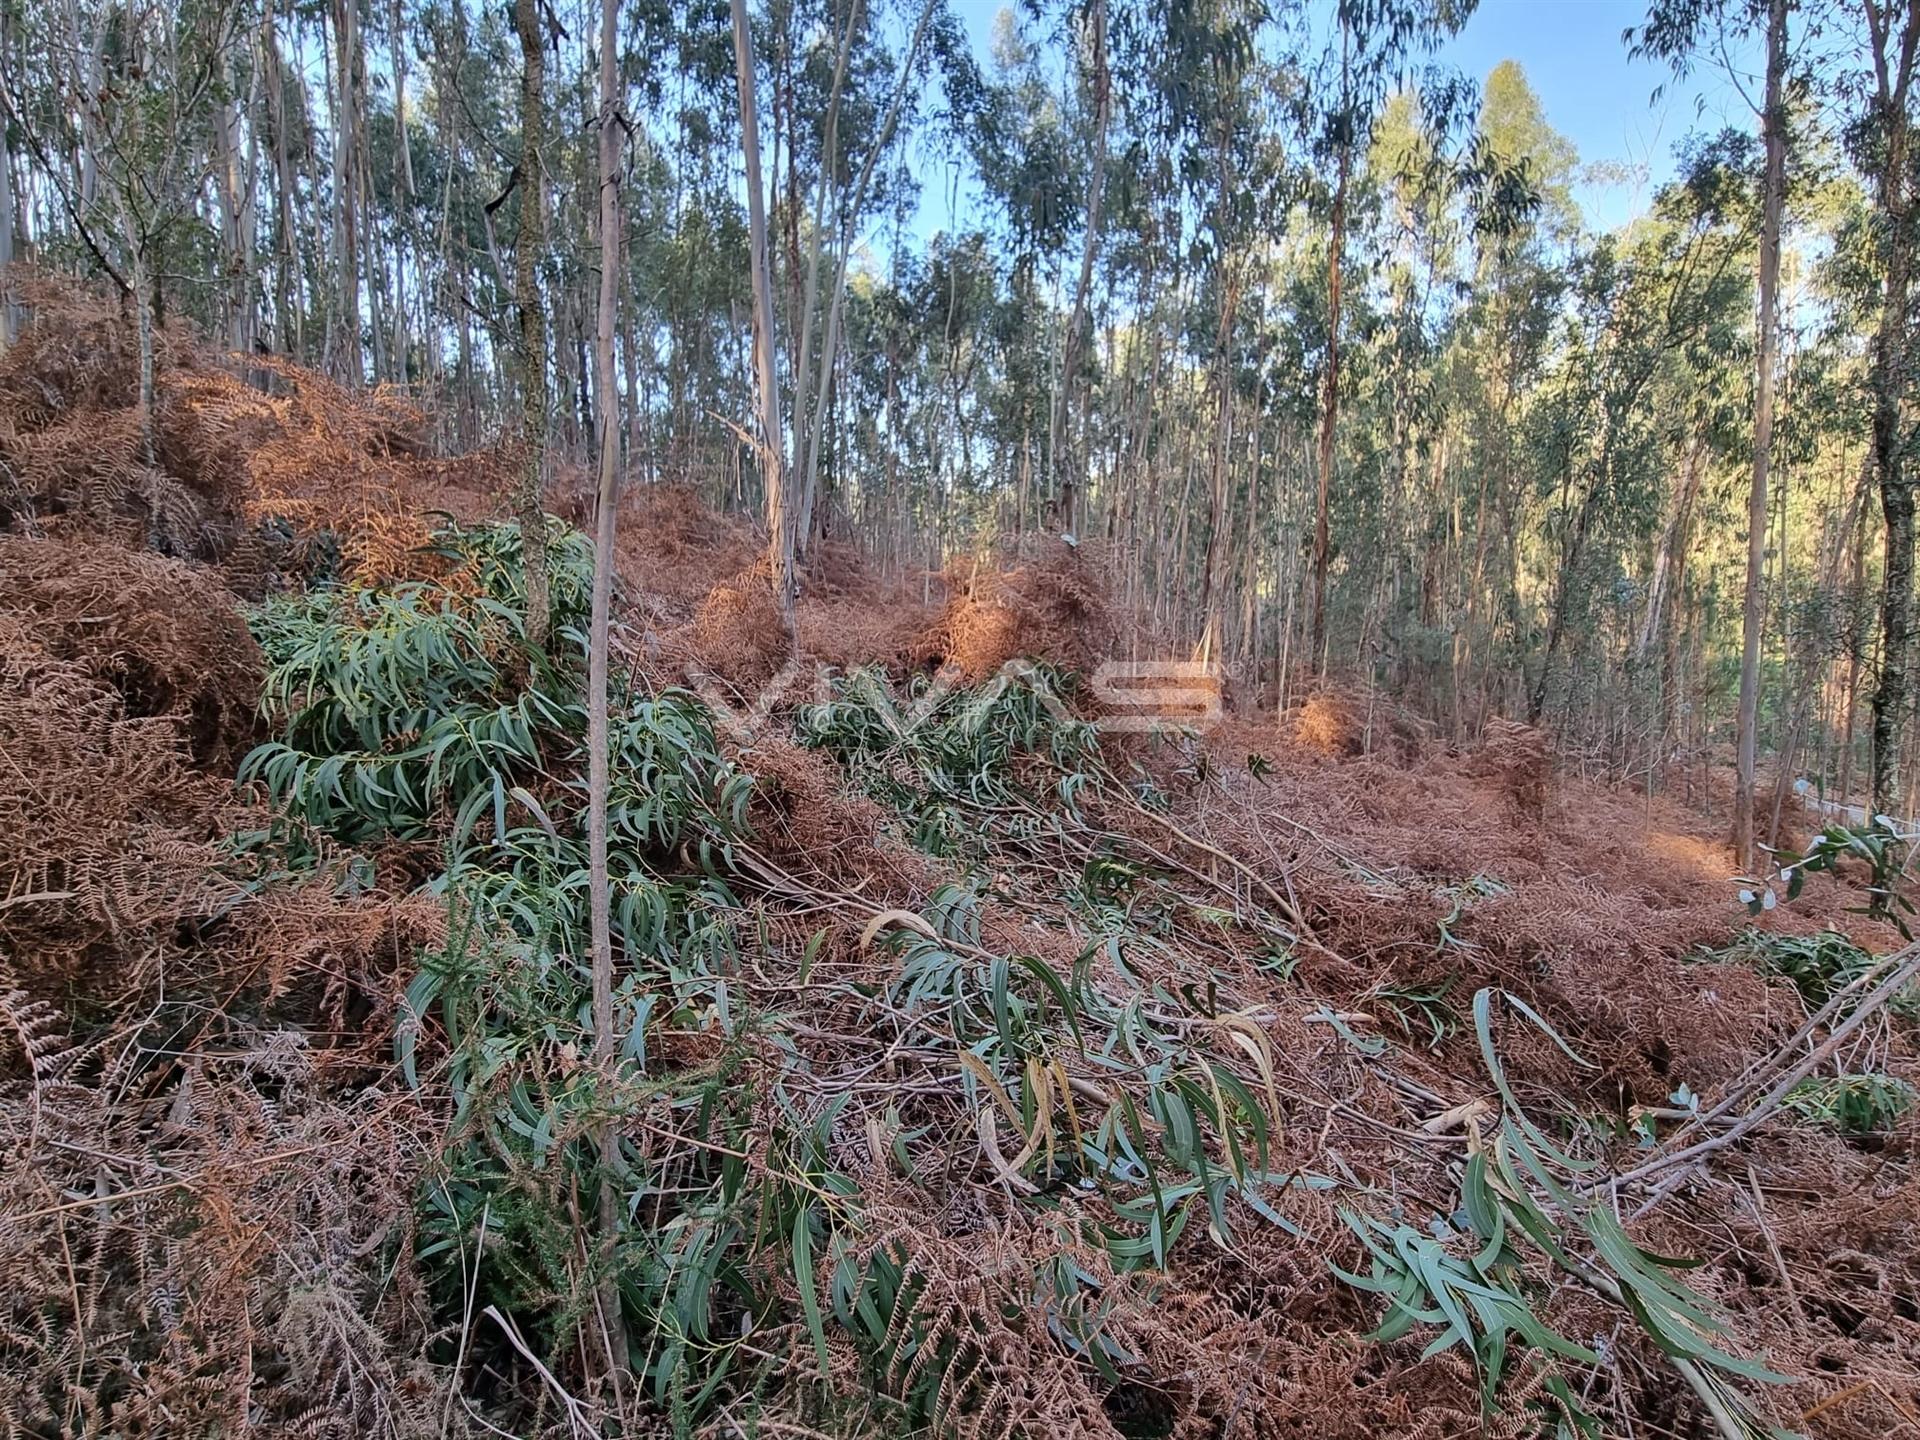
[1599,941,1920,1200]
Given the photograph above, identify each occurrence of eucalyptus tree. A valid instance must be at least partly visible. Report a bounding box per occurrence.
[0,0,1907,823]
[1633,0,1795,869]
[513,0,553,651]
[788,0,942,555]
[0,0,245,463]
[1049,0,1114,535]
[585,0,629,1393]
[1747,0,1789,863]
[1851,0,1920,818]
[1126,0,1287,660]
[1525,146,1754,728]
[732,0,795,623]
[1359,89,1459,703]
[961,2,1085,512]
[1448,61,1571,727]
[1305,0,1476,673]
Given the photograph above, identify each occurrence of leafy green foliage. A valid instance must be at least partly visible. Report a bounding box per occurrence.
[245,522,790,1411]
[1703,928,1920,1021]
[1746,819,1917,939]
[247,538,1806,1436]
[883,881,1305,1262]
[797,663,1099,860]
[242,520,597,842]
[413,885,882,1411]
[800,668,1318,1259]
[1435,875,1509,952]
[1332,1157,1600,1437]
[1784,1072,1916,1137]
[1371,976,1460,1048]
[1332,990,1792,1439]
[241,533,1316,1432]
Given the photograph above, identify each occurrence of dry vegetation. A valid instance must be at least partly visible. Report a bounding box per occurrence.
[2,279,1917,1440]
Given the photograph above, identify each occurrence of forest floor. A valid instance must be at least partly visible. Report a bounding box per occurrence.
[2,277,1916,1440]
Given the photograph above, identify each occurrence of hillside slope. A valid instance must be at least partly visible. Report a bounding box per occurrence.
[1,283,1915,1440]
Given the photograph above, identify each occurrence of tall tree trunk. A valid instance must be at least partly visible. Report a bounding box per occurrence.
[1736,0,1789,870]
[1868,0,1920,819]
[0,5,15,352]
[330,0,362,383]
[1528,463,1606,724]
[266,0,299,357]
[1197,267,1242,662]
[389,0,415,200]
[1638,432,1707,663]
[69,0,105,223]
[1048,0,1110,536]
[513,0,552,652]
[788,0,857,552]
[1840,476,1872,805]
[1637,430,1708,749]
[132,245,156,469]
[1874,480,1915,819]
[388,0,414,380]
[1309,17,1350,674]
[623,287,643,477]
[347,25,381,384]
[731,0,794,625]
[585,0,630,1401]
[214,84,246,354]
[793,0,936,553]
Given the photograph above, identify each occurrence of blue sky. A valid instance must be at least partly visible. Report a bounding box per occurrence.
[938,0,1766,235]
[1443,0,1764,230]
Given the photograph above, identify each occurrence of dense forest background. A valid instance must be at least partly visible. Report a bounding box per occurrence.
[2,0,1918,846]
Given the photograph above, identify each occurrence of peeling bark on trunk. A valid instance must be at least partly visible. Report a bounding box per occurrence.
[732,0,794,627]
[134,252,156,470]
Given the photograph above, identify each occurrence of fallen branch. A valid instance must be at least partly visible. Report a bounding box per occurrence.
[1597,942,1920,1203]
